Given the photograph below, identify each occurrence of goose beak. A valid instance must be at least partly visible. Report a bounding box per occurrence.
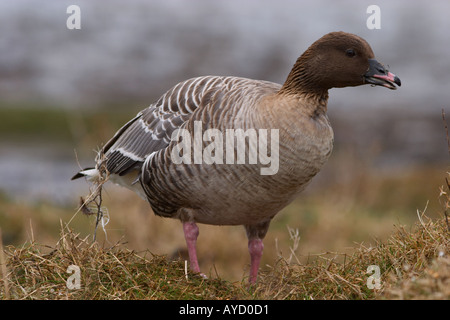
[364,59,401,90]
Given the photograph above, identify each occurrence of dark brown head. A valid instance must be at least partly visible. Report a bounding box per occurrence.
[280,31,401,95]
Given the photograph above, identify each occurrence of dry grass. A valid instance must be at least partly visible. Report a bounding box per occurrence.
[0,224,241,300]
[255,212,449,300]
[1,196,448,300]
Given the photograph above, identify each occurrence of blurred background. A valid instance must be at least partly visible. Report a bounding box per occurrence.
[0,0,448,281]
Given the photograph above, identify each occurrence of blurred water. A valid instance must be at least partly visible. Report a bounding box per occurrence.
[0,0,449,110]
[0,0,449,204]
[0,141,87,205]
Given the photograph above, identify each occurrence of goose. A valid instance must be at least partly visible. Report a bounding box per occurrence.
[72,31,401,284]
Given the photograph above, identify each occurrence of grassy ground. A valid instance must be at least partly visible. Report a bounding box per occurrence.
[0,208,448,300]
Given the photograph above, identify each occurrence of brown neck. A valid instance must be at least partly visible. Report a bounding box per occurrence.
[279,52,328,92]
[277,55,330,117]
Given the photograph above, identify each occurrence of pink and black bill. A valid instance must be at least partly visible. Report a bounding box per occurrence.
[364,58,401,90]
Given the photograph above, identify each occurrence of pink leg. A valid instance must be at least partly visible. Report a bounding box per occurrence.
[182,222,204,276]
[248,238,264,284]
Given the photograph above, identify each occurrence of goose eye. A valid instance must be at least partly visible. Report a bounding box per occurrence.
[345,49,356,57]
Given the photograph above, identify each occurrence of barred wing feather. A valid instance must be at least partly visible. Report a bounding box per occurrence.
[100,76,233,176]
